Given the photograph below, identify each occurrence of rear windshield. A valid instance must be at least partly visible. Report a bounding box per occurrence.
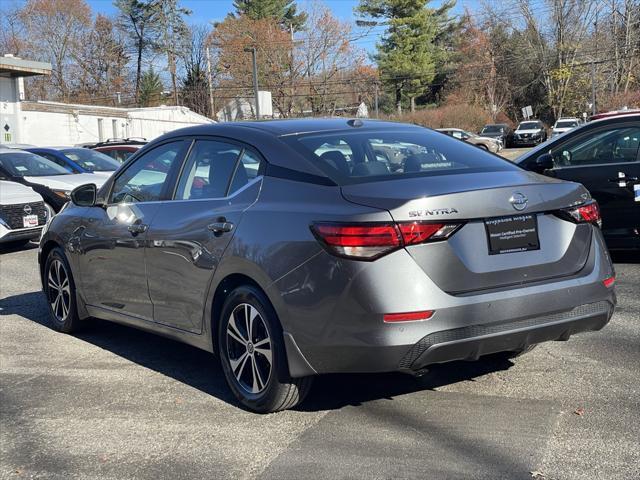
[61,148,120,171]
[0,151,71,177]
[481,125,505,133]
[283,129,519,185]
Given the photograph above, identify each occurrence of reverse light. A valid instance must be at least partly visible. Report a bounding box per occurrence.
[384,310,434,323]
[559,201,602,227]
[603,276,615,288]
[311,221,461,260]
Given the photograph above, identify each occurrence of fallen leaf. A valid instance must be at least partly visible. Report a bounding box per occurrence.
[574,407,585,416]
[530,471,545,478]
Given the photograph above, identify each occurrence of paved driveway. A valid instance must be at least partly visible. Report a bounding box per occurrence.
[1,245,638,480]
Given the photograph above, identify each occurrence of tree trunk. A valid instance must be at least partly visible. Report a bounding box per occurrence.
[396,85,402,115]
[410,96,415,112]
[135,36,143,104]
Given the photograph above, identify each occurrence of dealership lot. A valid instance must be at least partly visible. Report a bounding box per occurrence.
[0,245,638,480]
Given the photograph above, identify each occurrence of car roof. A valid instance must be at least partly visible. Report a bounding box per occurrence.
[168,118,423,138]
[591,109,640,120]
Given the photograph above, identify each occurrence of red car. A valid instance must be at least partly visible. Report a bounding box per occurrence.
[87,138,147,164]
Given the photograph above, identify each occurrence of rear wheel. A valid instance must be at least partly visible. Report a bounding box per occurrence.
[44,248,80,333]
[478,144,489,151]
[217,285,312,413]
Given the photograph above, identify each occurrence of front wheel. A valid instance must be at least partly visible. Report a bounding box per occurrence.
[44,247,80,333]
[217,285,313,413]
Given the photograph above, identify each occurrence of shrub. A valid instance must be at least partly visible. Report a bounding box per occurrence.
[390,103,494,133]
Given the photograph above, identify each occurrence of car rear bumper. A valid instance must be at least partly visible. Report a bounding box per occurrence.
[399,300,612,371]
[278,227,616,377]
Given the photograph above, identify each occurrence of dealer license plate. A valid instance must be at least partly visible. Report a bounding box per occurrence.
[23,215,39,228]
[485,214,540,255]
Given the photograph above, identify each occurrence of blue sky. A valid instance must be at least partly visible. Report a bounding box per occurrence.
[84,0,480,52]
[85,0,478,23]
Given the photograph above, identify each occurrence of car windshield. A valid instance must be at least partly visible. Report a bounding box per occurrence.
[518,122,541,130]
[0,151,71,177]
[555,120,578,128]
[284,129,519,185]
[61,148,120,171]
[481,125,505,133]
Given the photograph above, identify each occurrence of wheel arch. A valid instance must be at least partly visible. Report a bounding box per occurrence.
[207,268,316,379]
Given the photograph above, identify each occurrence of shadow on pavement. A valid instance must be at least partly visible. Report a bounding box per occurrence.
[0,240,39,255]
[611,250,639,264]
[1,290,515,412]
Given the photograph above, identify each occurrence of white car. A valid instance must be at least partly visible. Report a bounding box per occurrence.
[0,149,107,214]
[0,180,48,245]
[551,118,581,138]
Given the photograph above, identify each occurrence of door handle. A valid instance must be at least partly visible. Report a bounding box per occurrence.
[207,220,234,235]
[608,176,638,185]
[127,223,148,235]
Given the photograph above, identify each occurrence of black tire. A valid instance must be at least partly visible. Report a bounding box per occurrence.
[478,144,489,151]
[44,247,80,333]
[505,344,538,359]
[217,285,313,413]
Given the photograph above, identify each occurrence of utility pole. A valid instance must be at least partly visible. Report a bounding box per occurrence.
[374,82,379,118]
[591,11,599,116]
[244,47,260,120]
[206,47,215,119]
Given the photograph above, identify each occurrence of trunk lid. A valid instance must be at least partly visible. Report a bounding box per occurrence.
[341,170,593,294]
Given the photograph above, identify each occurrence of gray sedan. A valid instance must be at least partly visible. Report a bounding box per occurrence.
[39,119,616,412]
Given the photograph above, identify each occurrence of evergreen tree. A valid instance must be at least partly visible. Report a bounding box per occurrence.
[357,0,456,113]
[138,67,163,106]
[115,0,160,103]
[232,0,306,31]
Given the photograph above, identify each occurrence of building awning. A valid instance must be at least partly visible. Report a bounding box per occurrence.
[0,56,51,78]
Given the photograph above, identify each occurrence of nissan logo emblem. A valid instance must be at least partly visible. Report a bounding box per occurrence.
[23,204,32,215]
[509,192,528,211]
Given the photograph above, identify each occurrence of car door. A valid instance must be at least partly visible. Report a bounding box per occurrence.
[546,124,640,237]
[78,140,189,321]
[144,139,263,333]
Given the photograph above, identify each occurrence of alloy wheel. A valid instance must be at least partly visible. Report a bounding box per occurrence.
[47,259,71,322]
[226,303,273,394]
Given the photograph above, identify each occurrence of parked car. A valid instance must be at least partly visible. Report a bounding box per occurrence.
[437,128,502,152]
[513,120,548,146]
[551,118,581,138]
[516,113,639,250]
[40,119,615,413]
[0,148,106,214]
[0,180,48,246]
[26,147,120,178]
[590,108,640,121]
[479,123,515,148]
[86,138,147,163]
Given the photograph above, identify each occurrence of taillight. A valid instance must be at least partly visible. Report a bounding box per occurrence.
[311,221,461,260]
[603,276,615,288]
[559,200,602,227]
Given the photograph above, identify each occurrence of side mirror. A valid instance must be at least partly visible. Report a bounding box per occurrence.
[532,153,554,173]
[70,183,97,207]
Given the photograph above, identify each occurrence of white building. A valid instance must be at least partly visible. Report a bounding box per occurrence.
[216,91,274,122]
[1,55,213,147]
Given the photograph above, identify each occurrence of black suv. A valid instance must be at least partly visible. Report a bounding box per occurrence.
[479,123,515,148]
[513,120,548,146]
[516,113,640,250]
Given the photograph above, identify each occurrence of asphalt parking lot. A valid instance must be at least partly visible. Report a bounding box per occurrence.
[1,244,639,480]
